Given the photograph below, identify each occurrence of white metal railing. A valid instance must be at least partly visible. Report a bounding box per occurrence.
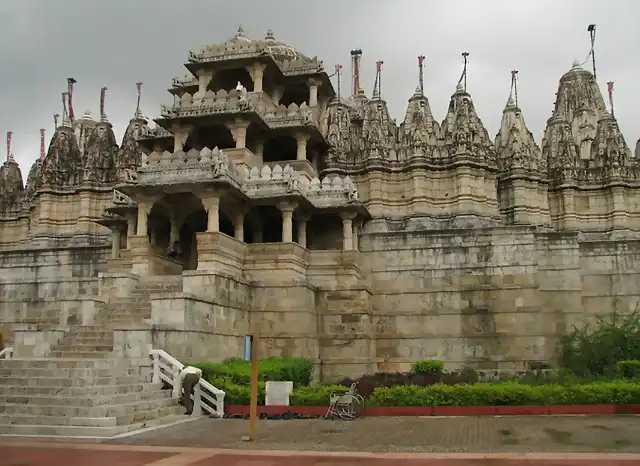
[0,348,13,359]
[150,349,225,418]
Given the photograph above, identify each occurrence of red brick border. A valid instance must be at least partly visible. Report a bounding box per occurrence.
[225,403,640,417]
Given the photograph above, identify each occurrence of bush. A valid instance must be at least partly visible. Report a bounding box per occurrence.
[290,385,349,406]
[368,381,640,407]
[616,360,640,379]
[193,357,313,388]
[557,311,640,377]
[412,360,444,375]
[207,376,266,405]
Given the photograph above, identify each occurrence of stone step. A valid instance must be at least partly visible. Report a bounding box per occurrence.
[2,392,176,418]
[0,386,169,407]
[0,375,147,387]
[0,412,191,437]
[49,350,112,358]
[0,365,138,378]
[57,337,113,346]
[0,383,159,397]
[50,344,114,353]
[0,358,125,369]
[2,402,183,427]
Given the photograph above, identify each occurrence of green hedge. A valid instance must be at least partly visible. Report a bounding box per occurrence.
[616,360,640,379]
[290,385,348,406]
[194,357,313,388]
[412,360,444,375]
[368,381,640,407]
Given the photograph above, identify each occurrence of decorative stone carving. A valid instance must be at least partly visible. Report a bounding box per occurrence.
[0,156,24,212]
[41,126,84,188]
[117,117,148,173]
[84,122,119,184]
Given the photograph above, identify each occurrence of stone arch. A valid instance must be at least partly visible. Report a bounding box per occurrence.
[188,124,235,151]
[280,82,310,107]
[212,68,253,92]
[307,213,343,250]
[263,135,297,162]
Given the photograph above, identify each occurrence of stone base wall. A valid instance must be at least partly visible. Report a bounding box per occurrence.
[3,227,640,382]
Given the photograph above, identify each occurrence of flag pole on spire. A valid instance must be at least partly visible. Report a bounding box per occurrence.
[135,82,143,118]
[67,78,77,124]
[40,128,46,162]
[6,131,12,162]
[607,81,615,118]
[54,114,60,130]
[418,55,425,95]
[100,87,107,121]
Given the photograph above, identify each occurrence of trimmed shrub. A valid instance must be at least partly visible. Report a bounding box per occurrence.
[193,357,313,388]
[412,360,444,375]
[290,385,349,406]
[616,360,640,379]
[368,381,640,407]
[207,376,266,405]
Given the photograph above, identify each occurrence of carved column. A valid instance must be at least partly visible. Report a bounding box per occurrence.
[204,196,220,232]
[172,127,191,152]
[136,203,151,236]
[126,211,136,237]
[254,140,264,163]
[296,215,309,248]
[196,70,214,100]
[227,120,250,150]
[340,212,357,251]
[247,63,267,93]
[234,211,245,241]
[169,213,181,243]
[296,132,310,161]
[111,229,121,259]
[271,86,284,106]
[352,219,361,251]
[308,78,321,107]
[279,203,296,243]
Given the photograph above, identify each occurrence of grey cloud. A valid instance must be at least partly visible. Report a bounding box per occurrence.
[1,0,638,169]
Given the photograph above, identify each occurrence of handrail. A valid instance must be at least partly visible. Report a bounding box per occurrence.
[0,347,13,359]
[150,349,225,418]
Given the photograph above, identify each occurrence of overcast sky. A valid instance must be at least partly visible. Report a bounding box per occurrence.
[1,0,638,170]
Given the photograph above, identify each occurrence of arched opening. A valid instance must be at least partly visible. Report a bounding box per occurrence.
[261,206,283,243]
[213,68,253,92]
[280,83,309,107]
[180,209,207,270]
[187,124,236,151]
[148,206,171,252]
[263,135,297,162]
[308,214,342,250]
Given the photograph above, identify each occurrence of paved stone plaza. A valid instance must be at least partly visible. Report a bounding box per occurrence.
[3,416,640,465]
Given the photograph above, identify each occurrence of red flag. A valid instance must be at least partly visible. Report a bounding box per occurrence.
[376,60,383,72]
[418,55,425,66]
[334,64,342,73]
[62,93,68,122]
[135,82,143,116]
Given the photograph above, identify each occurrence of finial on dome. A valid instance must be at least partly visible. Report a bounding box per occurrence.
[571,59,582,70]
[456,82,464,92]
[235,25,245,39]
[81,109,92,120]
[505,95,516,108]
[265,29,275,41]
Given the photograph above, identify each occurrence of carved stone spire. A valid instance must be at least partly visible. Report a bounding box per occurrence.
[41,125,83,188]
[361,97,397,160]
[441,83,496,167]
[24,158,42,203]
[84,120,119,184]
[542,61,630,183]
[589,110,633,179]
[398,84,440,159]
[324,98,352,164]
[73,109,97,156]
[495,95,544,175]
[0,155,25,213]
[116,115,148,175]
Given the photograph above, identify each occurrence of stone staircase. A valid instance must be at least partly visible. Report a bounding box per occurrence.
[0,275,188,437]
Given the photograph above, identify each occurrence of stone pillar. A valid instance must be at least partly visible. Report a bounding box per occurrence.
[196,70,214,99]
[296,216,308,248]
[271,86,284,106]
[204,196,220,232]
[254,140,264,162]
[172,127,191,153]
[340,212,357,251]
[227,120,250,150]
[247,63,267,93]
[234,211,245,241]
[308,78,321,107]
[136,203,150,236]
[279,203,296,243]
[111,229,121,259]
[169,213,180,243]
[126,212,136,237]
[296,132,310,161]
[352,220,360,252]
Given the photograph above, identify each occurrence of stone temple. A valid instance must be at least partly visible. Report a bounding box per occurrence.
[1,27,640,432]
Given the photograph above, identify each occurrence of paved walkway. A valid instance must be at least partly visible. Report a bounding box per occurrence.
[1,442,639,466]
[2,416,640,465]
[109,415,640,453]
